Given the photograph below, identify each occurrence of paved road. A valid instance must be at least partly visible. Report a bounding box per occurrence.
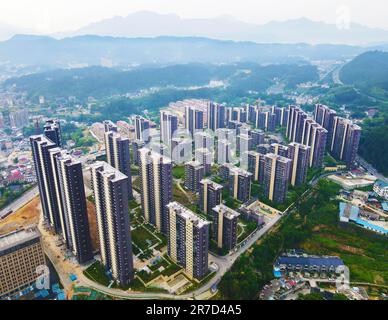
[357,156,388,183]
[48,171,331,300]
[0,186,39,219]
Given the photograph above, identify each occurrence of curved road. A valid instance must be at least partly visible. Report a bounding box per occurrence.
[37,168,340,300]
[0,186,39,219]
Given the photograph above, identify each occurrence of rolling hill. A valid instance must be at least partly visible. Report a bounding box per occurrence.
[0,35,364,70]
[58,11,388,46]
[3,63,318,100]
[340,51,388,90]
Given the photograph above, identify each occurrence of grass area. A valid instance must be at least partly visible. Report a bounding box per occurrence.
[237,219,257,243]
[131,226,159,251]
[181,271,217,295]
[212,176,225,184]
[224,196,242,210]
[132,177,141,192]
[0,183,34,211]
[129,200,140,210]
[218,179,388,300]
[324,154,340,167]
[209,240,229,256]
[87,194,95,204]
[72,287,114,300]
[172,182,194,207]
[137,255,182,284]
[84,261,111,287]
[172,165,185,179]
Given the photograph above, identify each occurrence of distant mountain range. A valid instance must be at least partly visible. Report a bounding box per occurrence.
[0,34,366,70]
[340,51,388,91]
[0,22,35,42]
[2,63,318,100]
[55,11,388,45]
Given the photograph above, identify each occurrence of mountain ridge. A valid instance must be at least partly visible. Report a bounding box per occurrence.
[53,11,388,45]
[0,34,366,70]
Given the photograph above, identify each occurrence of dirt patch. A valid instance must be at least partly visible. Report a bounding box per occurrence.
[312,225,328,232]
[0,196,41,235]
[86,200,99,251]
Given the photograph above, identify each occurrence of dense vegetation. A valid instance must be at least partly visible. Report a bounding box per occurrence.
[0,183,33,210]
[218,180,387,300]
[23,122,96,150]
[341,51,388,91]
[359,111,388,175]
[4,63,318,101]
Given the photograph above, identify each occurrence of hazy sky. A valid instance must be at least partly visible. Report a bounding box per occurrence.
[0,0,387,33]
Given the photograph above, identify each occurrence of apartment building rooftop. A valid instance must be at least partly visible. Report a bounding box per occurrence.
[213,204,240,220]
[200,179,223,190]
[167,202,210,228]
[0,227,41,253]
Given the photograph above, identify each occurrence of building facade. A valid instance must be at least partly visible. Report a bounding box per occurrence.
[138,148,173,234]
[90,162,134,286]
[330,117,361,169]
[211,204,240,251]
[184,161,205,193]
[104,130,133,199]
[229,167,252,203]
[0,227,46,298]
[199,179,223,215]
[287,143,311,187]
[160,110,178,146]
[167,202,210,280]
[263,154,292,203]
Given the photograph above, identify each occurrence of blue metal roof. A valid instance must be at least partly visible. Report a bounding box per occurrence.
[355,219,388,235]
[382,203,388,211]
[275,255,344,268]
[375,180,388,188]
[339,202,359,221]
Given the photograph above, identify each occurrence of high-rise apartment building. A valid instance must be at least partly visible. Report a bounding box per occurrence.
[314,104,337,147]
[104,130,133,199]
[167,202,210,280]
[211,205,240,251]
[184,161,205,193]
[208,102,225,131]
[103,120,118,133]
[226,107,247,125]
[185,106,204,137]
[330,117,361,169]
[44,119,62,148]
[138,148,173,234]
[246,151,266,183]
[270,143,289,157]
[160,110,178,146]
[132,139,145,165]
[195,148,212,174]
[302,121,328,168]
[263,153,292,203]
[194,131,213,150]
[286,105,308,143]
[237,134,253,154]
[52,151,93,263]
[9,110,29,128]
[287,143,311,187]
[229,167,252,203]
[30,135,62,232]
[199,179,223,215]
[216,139,233,165]
[250,129,265,148]
[272,106,287,127]
[90,162,134,286]
[134,115,151,142]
